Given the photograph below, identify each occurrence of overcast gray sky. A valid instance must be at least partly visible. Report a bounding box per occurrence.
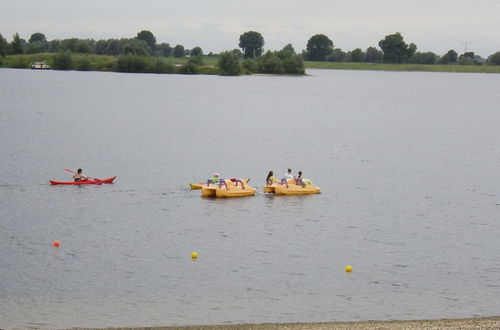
[2,0,499,57]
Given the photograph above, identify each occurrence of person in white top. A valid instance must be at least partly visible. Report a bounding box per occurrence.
[283,168,294,179]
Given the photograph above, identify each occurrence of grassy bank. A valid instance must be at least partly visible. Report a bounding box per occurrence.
[304,61,500,73]
[0,53,220,74]
[3,54,500,74]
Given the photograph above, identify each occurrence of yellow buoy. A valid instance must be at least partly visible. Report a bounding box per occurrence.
[345,265,352,272]
[191,252,198,259]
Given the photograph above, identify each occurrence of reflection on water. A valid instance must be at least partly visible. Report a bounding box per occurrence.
[0,68,499,328]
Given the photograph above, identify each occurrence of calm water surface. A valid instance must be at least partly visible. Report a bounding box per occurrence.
[0,68,499,328]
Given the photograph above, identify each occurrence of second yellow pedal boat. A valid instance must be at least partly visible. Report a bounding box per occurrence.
[263,179,320,195]
[201,179,256,198]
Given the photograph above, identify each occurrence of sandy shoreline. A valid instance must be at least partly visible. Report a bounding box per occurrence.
[73,317,500,330]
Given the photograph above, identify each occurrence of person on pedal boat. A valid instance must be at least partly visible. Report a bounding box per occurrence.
[295,170,305,187]
[207,173,221,185]
[73,169,89,182]
[296,170,312,186]
[283,168,294,180]
[266,171,279,185]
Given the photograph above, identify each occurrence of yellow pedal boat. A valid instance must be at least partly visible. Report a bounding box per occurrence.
[191,178,250,190]
[201,179,256,198]
[263,179,320,195]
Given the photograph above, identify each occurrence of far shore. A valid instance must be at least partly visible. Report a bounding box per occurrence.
[72,317,500,330]
[304,61,500,74]
[2,53,500,75]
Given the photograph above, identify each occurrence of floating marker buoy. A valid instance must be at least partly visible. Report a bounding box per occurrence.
[53,240,60,247]
[345,265,352,272]
[191,252,198,259]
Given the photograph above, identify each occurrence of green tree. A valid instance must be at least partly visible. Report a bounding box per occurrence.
[232,49,243,58]
[173,44,185,57]
[95,39,121,55]
[57,38,78,52]
[279,43,295,58]
[11,33,25,54]
[218,51,241,75]
[365,46,383,62]
[282,53,304,74]
[459,52,474,65]
[190,46,203,57]
[52,51,73,70]
[156,42,172,57]
[325,48,346,62]
[257,51,284,74]
[488,51,500,65]
[25,42,45,54]
[57,38,95,53]
[0,33,9,57]
[409,51,437,64]
[74,39,93,53]
[378,32,416,63]
[305,34,333,61]
[350,48,364,62]
[239,31,264,58]
[121,39,151,56]
[136,30,156,50]
[443,50,458,64]
[29,32,47,43]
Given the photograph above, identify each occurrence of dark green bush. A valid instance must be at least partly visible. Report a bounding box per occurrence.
[489,51,500,65]
[177,62,199,74]
[76,56,91,71]
[52,51,73,70]
[10,56,30,68]
[145,58,174,73]
[217,51,241,75]
[241,59,258,74]
[116,54,147,72]
[282,54,305,74]
[257,51,284,74]
[188,55,204,66]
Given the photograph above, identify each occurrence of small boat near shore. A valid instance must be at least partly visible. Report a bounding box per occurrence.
[31,61,50,70]
[201,179,255,198]
[49,176,116,185]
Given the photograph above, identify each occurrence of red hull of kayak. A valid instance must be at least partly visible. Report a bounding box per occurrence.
[49,176,116,185]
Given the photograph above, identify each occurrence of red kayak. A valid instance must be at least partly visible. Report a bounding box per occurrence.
[49,176,116,185]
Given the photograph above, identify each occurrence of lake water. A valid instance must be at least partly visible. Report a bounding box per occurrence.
[0,68,499,328]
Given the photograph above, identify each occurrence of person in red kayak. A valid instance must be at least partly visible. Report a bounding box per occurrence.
[73,169,89,182]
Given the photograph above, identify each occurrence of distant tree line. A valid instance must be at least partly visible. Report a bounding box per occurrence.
[302,32,500,66]
[1,30,500,73]
[0,30,201,58]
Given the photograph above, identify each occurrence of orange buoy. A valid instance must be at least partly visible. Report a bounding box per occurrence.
[53,240,60,247]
